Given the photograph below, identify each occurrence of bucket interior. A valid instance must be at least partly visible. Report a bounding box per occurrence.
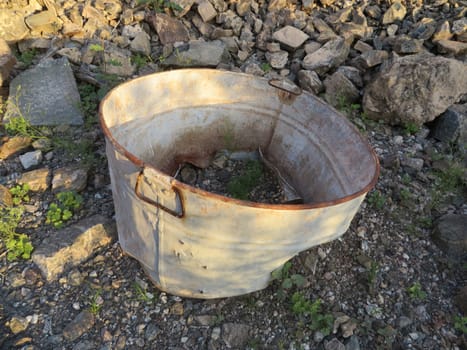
[101,69,378,204]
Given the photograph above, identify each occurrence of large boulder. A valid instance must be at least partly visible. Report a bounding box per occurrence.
[363,53,467,126]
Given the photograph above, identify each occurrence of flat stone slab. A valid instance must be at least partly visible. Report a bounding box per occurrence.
[32,215,116,281]
[5,57,83,126]
[162,40,229,67]
[432,214,467,261]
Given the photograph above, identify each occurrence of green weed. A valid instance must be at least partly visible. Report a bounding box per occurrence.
[78,83,99,128]
[227,160,263,200]
[454,315,467,334]
[291,292,334,336]
[368,261,379,293]
[88,290,102,314]
[9,183,30,205]
[271,261,305,300]
[132,54,151,69]
[407,282,427,301]
[46,191,83,228]
[107,58,122,66]
[367,190,386,210]
[0,206,33,261]
[89,43,104,52]
[261,62,272,73]
[133,283,155,303]
[403,122,420,135]
[17,49,37,67]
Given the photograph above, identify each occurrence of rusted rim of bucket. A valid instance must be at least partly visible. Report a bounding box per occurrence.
[99,69,380,211]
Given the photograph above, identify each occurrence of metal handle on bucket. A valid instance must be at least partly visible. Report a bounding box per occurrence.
[135,168,184,218]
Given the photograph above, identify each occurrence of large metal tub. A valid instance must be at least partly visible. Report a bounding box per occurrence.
[99,69,379,299]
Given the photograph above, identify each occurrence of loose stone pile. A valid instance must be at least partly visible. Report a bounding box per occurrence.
[0,0,466,349]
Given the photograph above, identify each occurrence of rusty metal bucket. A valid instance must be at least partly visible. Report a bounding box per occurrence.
[99,69,379,299]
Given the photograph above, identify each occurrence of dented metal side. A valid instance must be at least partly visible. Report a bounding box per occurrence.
[100,69,379,298]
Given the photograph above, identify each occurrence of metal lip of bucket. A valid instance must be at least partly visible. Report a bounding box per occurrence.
[99,69,380,211]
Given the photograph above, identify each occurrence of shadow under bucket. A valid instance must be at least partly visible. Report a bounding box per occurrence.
[99,69,379,299]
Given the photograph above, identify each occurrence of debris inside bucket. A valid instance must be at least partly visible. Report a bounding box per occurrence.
[174,149,303,204]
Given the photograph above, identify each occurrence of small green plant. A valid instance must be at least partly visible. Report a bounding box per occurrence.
[78,83,99,128]
[291,292,334,336]
[133,283,154,303]
[88,290,102,314]
[367,190,386,210]
[407,282,427,300]
[18,48,37,67]
[0,206,33,261]
[89,43,104,52]
[9,184,30,205]
[227,160,263,200]
[454,315,467,334]
[271,261,305,300]
[132,54,151,69]
[403,122,420,135]
[174,47,192,65]
[261,62,272,73]
[46,191,83,228]
[399,188,412,203]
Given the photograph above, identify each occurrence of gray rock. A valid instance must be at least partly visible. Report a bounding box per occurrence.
[324,71,360,107]
[222,323,250,348]
[19,168,51,192]
[19,150,42,170]
[397,316,413,328]
[0,136,32,160]
[393,35,425,54]
[265,50,289,69]
[337,23,373,40]
[6,57,83,126]
[365,5,382,19]
[57,47,81,65]
[382,1,407,25]
[354,40,373,53]
[337,66,363,88]
[363,54,467,126]
[198,1,217,22]
[32,215,115,281]
[25,10,62,36]
[130,31,151,55]
[273,25,309,49]
[432,214,467,261]
[9,316,29,334]
[401,157,424,171]
[432,21,452,41]
[145,323,160,342]
[431,104,467,145]
[345,335,361,350]
[436,40,467,55]
[62,310,95,342]
[0,4,37,43]
[171,0,196,17]
[268,0,287,11]
[452,18,467,36]
[352,50,388,69]
[52,165,88,193]
[150,13,190,45]
[103,45,135,77]
[72,340,96,350]
[217,10,243,36]
[0,38,16,86]
[325,338,345,350]
[297,70,323,95]
[302,37,349,76]
[236,0,251,16]
[0,184,13,207]
[411,18,437,40]
[162,40,229,67]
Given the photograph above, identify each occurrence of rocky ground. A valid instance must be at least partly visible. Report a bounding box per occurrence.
[0,0,466,349]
